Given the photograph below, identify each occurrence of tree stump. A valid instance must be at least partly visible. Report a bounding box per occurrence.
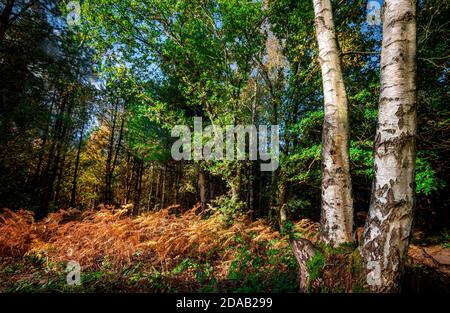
[289,238,317,292]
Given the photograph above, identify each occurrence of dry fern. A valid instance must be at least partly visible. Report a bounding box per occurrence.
[0,206,314,273]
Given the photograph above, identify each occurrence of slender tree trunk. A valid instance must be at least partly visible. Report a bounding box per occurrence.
[31,92,56,202]
[269,99,280,214]
[133,159,144,215]
[70,124,84,207]
[209,176,214,202]
[278,180,288,228]
[128,158,137,203]
[198,166,208,211]
[361,0,417,292]
[258,169,263,217]
[249,172,254,217]
[40,94,70,212]
[278,109,292,228]
[147,166,154,210]
[230,163,242,204]
[111,117,125,178]
[104,102,123,204]
[269,97,279,210]
[249,82,257,217]
[160,165,166,209]
[54,142,69,206]
[104,104,118,204]
[155,168,160,201]
[174,163,180,204]
[40,95,66,204]
[313,0,354,246]
[52,99,74,206]
[124,152,132,203]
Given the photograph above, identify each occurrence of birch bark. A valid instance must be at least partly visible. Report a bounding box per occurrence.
[313,0,354,246]
[362,0,417,292]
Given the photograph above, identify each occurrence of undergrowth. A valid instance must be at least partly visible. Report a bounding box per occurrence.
[0,206,319,292]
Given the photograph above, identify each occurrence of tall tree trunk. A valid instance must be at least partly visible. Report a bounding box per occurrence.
[278,107,292,228]
[249,82,257,217]
[278,180,288,228]
[51,101,74,207]
[124,152,132,203]
[147,166,154,210]
[361,0,417,292]
[198,166,208,212]
[70,124,84,207]
[269,98,279,211]
[174,163,180,204]
[249,170,254,217]
[257,169,263,217]
[54,143,69,206]
[230,163,242,204]
[209,176,214,202]
[133,159,144,215]
[111,117,125,179]
[155,169,160,201]
[104,102,120,204]
[160,165,166,209]
[313,0,354,246]
[40,93,69,212]
[31,92,56,203]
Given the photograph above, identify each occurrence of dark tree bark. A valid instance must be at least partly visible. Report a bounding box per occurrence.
[104,103,118,204]
[257,168,263,217]
[104,101,124,204]
[70,123,84,207]
[124,152,133,204]
[155,168,160,202]
[51,101,74,207]
[160,164,166,209]
[111,117,125,179]
[133,159,144,215]
[198,166,208,212]
[54,140,70,206]
[40,93,71,212]
[174,163,180,204]
[147,166,154,210]
[31,91,57,203]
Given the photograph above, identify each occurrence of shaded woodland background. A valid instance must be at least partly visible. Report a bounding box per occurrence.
[0,0,449,292]
[1,0,448,229]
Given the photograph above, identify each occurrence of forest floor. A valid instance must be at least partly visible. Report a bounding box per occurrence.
[0,205,448,293]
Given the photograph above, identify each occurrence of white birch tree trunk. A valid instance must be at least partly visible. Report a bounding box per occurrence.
[361,0,417,292]
[313,0,354,246]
